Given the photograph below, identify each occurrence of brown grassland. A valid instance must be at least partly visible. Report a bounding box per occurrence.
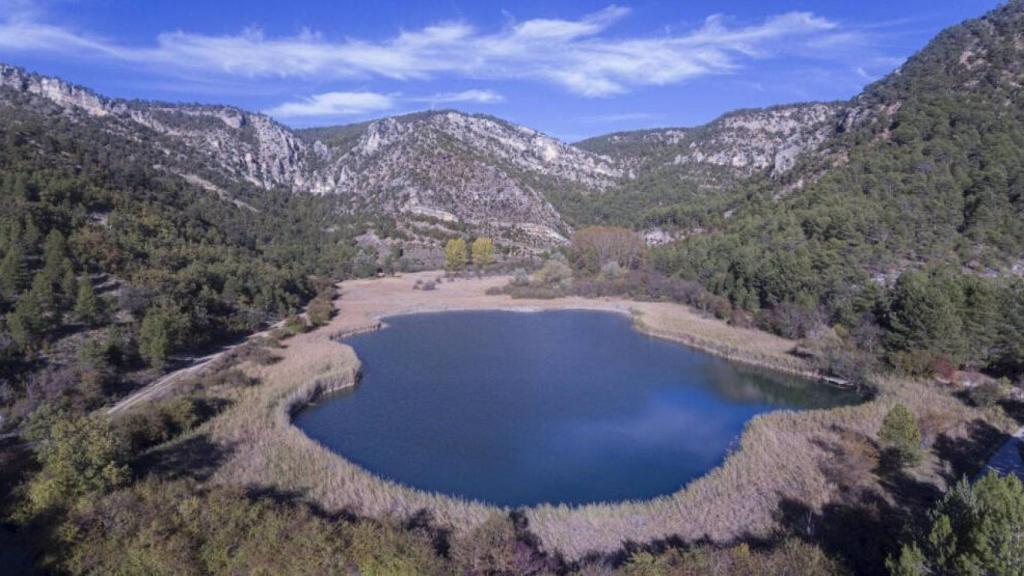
[131,271,1012,561]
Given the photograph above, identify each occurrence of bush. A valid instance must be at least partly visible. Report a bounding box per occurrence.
[967,380,1005,408]
[879,404,922,469]
[599,261,623,279]
[306,296,334,327]
[283,315,308,336]
[511,268,530,287]
[532,259,573,289]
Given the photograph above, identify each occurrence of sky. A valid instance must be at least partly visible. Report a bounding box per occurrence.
[0,0,1005,141]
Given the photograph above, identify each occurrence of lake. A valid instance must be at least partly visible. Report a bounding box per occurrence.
[294,310,860,507]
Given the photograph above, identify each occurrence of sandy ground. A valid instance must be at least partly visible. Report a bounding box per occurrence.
[325,271,810,376]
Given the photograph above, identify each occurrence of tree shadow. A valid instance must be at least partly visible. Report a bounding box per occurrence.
[932,418,1007,483]
[998,398,1024,427]
[405,508,453,558]
[244,485,358,523]
[776,491,908,576]
[777,427,944,575]
[134,433,234,481]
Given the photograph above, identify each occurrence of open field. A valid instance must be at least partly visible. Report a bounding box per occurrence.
[163,271,1010,561]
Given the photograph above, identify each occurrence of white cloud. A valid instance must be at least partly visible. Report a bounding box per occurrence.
[266,91,395,117]
[413,89,504,104]
[264,88,503,118]
[0,5,867,97]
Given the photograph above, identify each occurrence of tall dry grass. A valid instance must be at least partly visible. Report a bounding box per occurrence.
[181,272,1008,560]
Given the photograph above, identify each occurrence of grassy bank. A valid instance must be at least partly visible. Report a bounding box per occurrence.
[168,271,1009,561]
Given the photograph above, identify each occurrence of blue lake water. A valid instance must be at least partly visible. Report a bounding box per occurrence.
[294,310,860,507]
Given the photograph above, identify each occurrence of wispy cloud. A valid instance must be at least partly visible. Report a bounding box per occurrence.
[0,5,867,97]
[265,91,396,118]
[412,89,504,104]
[266,88,504,118]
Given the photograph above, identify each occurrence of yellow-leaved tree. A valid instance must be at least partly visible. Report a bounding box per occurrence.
[471,237,494,269]
[445,238,468,271]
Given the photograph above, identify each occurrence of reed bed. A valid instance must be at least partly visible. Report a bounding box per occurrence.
[193,271,1002,560]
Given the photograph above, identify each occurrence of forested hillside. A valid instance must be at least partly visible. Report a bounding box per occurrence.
[0,89,362,425]
[566,102,845,229]
[642,2,1024,381]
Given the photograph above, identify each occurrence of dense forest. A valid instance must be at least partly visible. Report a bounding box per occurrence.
[0,97,368,426]
[602,2,1024,385]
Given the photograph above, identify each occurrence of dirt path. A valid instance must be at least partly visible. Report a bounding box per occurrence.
[106,319,285,416]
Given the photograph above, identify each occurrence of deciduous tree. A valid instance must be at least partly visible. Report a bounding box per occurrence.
[445,238,468,271]
[471,237,494,269]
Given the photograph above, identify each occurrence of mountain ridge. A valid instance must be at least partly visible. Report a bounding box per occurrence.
[0,62,847,250]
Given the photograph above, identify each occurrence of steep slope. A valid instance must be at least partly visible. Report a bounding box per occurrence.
[299,111,622,244]
[0,65,625,248]
[578,102,846,185]
[654,0,1024,316]
[0,65,316,196]
[556,102,847,231]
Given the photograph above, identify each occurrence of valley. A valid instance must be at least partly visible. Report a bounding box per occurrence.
[1,1,1024,574]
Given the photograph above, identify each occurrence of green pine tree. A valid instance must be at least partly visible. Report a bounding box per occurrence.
[0,244,28,297]
[879,404,923,468]
[74,280,100,326]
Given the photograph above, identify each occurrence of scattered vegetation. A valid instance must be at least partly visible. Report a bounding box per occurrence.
[888,473,1024,575]
[878,404,923,469]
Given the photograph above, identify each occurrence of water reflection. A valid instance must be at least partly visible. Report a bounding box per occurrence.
[296,310,861,507]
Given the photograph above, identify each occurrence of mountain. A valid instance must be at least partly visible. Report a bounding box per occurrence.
[650,0,1024,323]
[296,110,621,245]
[577,102,846,187]
[0,66,624,249]
[560,102,849,232]
[4,0,1024,270]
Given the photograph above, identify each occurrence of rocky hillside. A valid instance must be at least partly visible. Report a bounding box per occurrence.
[0,66,623,248]
[577,102,847,189]
[297,110,622,244]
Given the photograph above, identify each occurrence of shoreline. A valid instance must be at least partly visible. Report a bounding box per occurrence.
[202,271,987,560]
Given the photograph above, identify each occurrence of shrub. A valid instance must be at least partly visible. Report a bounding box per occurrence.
[283,315,308,336]
[929,355,957,381]
[511,268,530,287]
[306,296,334,327]
[532,259,573,289]
[879,404,922,468]
[450,514,553,576]
[967,380,1005,408]
[889,349,938,377]
[599,261,623,279]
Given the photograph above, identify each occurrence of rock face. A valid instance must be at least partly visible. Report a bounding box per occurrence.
[0,64,856,248]
[298,111,623,243]
[0,65,313,192]
[0,65,623,247]
[577,102,847,188]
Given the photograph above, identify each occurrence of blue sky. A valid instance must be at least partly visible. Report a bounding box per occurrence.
[0,0,1004,140]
